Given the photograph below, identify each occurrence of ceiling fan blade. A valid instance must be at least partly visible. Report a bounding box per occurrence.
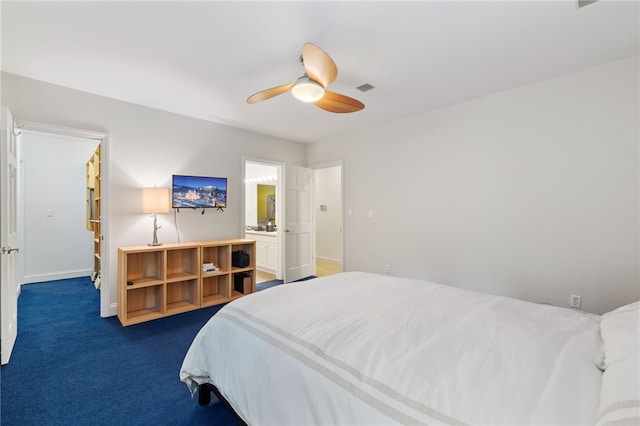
[246,83,295,104]
[314,91,365,114]
[302,43,338,88]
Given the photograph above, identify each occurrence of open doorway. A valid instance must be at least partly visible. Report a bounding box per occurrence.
[15,120,110,317]
[20,130,99,284]
[313,162,343,277]
[243,159,340,282]
[244,160,281,283]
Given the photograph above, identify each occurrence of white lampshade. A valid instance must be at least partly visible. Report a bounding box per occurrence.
[142,187,170,214]
[291,76,325,103]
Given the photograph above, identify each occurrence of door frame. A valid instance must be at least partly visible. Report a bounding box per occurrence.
[14,120,111,317]
[311,160,344,272]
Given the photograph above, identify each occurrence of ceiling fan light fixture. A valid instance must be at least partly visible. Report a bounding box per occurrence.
[247,43,363,113]
[291,76,325,103]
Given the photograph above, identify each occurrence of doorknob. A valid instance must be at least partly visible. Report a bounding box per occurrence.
[1,246,19,255]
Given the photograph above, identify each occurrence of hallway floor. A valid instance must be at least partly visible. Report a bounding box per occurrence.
[255,258,342,283]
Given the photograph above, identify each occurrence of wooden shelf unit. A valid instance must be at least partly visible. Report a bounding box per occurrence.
[118,239,256,326]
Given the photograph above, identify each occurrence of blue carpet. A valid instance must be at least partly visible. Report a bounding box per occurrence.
[1,276,290,425]
[257,275,315,291]
[256,278,283,291]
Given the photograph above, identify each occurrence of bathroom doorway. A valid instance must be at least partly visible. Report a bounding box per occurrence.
[244,160,281,282]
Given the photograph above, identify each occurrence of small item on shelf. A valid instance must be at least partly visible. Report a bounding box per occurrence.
[234,273,252,294]
[203,263,216,272]
[232,251,250,268]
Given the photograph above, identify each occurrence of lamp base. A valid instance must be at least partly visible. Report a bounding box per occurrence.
[148,214,162,247]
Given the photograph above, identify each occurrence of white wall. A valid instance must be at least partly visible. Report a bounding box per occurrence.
[315,166,342,263]
[308,56,639,314]
[1,72,307,316]
[21,131,99,282]
[3,56,638,316]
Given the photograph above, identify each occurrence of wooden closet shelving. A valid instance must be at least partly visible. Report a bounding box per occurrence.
[86,145,101,288]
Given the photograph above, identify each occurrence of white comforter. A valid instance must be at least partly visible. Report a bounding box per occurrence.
[180,272,604,425]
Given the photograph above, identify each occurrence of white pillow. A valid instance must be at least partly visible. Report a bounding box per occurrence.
[595,301,640,425]
[601,301,640,367]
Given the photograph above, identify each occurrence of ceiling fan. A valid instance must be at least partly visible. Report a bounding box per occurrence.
[246,43,365,114]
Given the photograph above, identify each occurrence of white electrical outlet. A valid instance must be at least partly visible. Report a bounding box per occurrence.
[385,264,391,274]
[570,294,581,309]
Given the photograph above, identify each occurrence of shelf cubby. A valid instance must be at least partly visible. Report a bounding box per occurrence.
[231,241,256,272]
[231,271,254,299]
[167,246,199,281]
[166,279,199,314]
[201,244,230,273]
[202,274,231,307]
[126,251,164,283]
[125,284,164,324]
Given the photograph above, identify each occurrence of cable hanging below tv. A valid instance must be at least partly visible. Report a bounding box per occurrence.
[172,174,227,211]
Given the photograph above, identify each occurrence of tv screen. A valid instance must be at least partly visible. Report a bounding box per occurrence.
[172,175,227,209]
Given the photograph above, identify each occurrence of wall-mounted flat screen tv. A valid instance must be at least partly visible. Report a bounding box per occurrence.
[172,175,227,209]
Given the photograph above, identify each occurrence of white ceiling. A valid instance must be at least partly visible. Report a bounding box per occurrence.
[1,1,638,143]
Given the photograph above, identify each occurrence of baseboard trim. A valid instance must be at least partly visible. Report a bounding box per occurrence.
[256,266,276,274]
[316,256,341,264]
[104,302,118,318]
[22,269,93,284]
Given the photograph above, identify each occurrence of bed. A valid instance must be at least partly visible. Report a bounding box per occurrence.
[180,271,639,425]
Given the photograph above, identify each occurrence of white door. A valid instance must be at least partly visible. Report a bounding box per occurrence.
[1,107,20,365]
[284,164,314,282]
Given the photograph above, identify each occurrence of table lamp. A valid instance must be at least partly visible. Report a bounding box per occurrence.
[142,187,170,246]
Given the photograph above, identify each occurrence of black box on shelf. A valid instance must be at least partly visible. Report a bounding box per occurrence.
[233,272,251,294]
[232,251,250,268]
